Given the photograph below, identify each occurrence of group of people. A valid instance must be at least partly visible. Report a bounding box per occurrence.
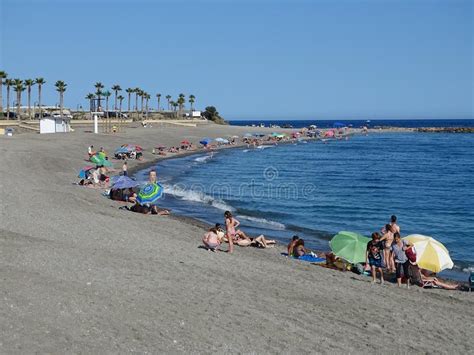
[365,216,458,289]
[202,211,276,253]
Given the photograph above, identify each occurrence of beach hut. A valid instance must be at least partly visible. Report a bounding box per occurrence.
[39,116,71,134]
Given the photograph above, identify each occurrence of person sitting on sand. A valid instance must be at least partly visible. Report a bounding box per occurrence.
[293,239,306,257]
[380,224,395,273]
[202,226,221,252]
[287,235,300,256]
[366,232,385,284]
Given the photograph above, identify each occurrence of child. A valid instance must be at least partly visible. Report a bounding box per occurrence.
[366,232,385,284]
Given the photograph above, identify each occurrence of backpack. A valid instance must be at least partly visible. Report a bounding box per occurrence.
[405,246,417,263]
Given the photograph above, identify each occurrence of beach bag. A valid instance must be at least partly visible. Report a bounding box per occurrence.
[405,246,417,263]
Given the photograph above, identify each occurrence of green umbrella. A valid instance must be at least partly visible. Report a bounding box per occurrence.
[329,231,370,264]
[90,154,112,167]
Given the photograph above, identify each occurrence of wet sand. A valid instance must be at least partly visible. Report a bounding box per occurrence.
[0,122,472,353]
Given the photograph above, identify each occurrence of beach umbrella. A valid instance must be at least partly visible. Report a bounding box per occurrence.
[115,146,129,154]
[137,182,164,206]
[112,176,139,190]
[271,132,279,137]
[215,137,229,144]
[403,234,453,273]
[90,154,112,167]
[330,231,370,264]
[243,133,253,138]
[181,140,190,146]
[200,138,212,145]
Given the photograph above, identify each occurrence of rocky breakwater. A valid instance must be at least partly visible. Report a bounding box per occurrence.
[416,127,474,133]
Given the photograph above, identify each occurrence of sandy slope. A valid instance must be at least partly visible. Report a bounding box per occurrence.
[0,122,472,354]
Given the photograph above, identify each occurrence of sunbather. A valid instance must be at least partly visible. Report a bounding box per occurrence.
[419,269,459,290]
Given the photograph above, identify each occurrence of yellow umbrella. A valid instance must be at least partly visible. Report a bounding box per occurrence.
[403,234,453,273]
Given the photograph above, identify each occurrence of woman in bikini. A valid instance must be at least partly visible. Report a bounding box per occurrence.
[224,211,250,253]
[380,224,395,272]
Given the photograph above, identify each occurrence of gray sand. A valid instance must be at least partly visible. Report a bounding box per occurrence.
[0,122,472,354]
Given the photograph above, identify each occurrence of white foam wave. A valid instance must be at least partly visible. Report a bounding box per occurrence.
[462,266,474,273]
[242,149,249,153]
[237,215,286,230]
[164,184,235,211]
[256,145,273,149]
[194,154,214,162]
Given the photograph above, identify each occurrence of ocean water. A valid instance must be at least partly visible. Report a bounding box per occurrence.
[134,132,474,280]
[230,118,474,129]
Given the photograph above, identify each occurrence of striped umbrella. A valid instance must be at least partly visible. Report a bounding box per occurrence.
[403,234,453,273]
[137,183,164,206]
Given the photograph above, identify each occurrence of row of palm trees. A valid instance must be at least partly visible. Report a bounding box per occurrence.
[85,83,196,119]
[0,71,66,120]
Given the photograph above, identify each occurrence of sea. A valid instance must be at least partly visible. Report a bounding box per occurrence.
[134,119,474,281]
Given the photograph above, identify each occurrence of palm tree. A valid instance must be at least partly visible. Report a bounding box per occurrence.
[117,94,125,133]
[118,95,124,112]
[125,88,133,112]
[172,101,179,116]
[85,93,95,112]
[35,78,46,119]
[5,78,13,119]
[177,94,186,117]
[111,84,121,110]
[0,71,7,117]
[54,80,67,116]
[13,79,25,120]
[24,79,35,119]
[94,82,104,110]
[165,95,171,110]
[134,87,140,118]
[189,94,196,111]
[145,93,150,118]
[156,93,161,111]
[139,90,145,115]
[103,90,111,117]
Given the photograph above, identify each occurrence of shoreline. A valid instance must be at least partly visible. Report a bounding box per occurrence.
[125,133,472,283]
[1,123,472,353]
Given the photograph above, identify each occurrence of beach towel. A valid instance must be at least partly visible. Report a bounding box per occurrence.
[281,253,326,263]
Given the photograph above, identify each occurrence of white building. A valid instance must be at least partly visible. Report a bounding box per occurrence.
[39,117,71,134]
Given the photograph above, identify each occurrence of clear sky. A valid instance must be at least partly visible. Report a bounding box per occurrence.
[1,0,472,120]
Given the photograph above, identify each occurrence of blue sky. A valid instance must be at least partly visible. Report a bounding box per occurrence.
[1,0,472,120]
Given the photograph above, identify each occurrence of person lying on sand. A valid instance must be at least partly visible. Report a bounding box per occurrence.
[129,203,170,216]
[235,234,276,248]
[202,227,221,252]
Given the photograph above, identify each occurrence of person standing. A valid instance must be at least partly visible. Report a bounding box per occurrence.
[366,233,385,284]
[122,161,128,176]
[391,233,411,288]
[380,224,395,272]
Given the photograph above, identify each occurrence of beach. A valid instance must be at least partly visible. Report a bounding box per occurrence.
[0,122,473,353]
